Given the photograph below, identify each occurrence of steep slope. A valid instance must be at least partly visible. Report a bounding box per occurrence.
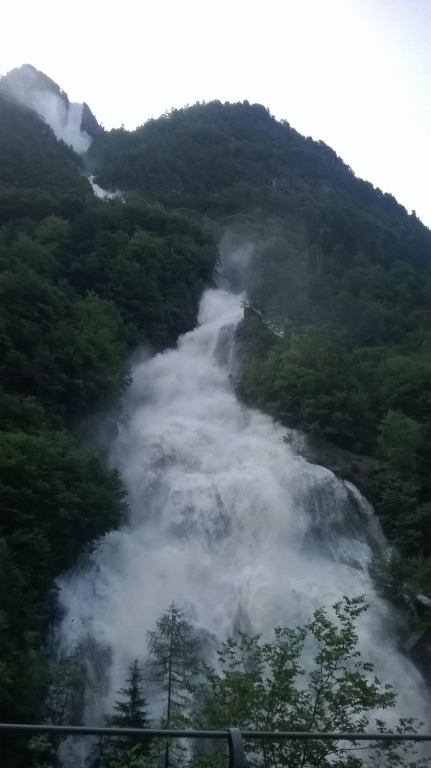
[90,100,431,625]
[1,72,431,763]
[0,77,217,766]
[0,64,102,153]
[0,92,90,194]
[89,100,429,245]
[89,101,431,340]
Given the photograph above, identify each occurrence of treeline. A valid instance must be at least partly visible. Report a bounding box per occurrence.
[0,94,217,762]
[88,100,426,228]
[30,600,429,768]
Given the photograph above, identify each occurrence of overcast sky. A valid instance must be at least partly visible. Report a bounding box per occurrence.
[1,0,430,226]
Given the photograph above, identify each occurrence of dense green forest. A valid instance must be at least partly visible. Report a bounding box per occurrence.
[1,71,431,767]
[0,90,217,766]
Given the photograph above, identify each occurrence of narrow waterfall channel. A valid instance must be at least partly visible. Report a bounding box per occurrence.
[57,287,429,728]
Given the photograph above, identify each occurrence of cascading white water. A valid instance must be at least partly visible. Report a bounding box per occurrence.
[57,287,429,727]
[59,102,91,153]
[1,64,95,156]
[89,176,124,200]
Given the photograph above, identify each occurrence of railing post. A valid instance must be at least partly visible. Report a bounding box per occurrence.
[227,728,245,768]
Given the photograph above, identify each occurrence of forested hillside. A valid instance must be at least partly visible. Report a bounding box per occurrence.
[0,92,217,765]
[0,93,89,194]
[91,100,431,623]
[1,79,431,767]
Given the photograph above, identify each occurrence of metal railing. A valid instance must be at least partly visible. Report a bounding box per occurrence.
[1,724,431,768]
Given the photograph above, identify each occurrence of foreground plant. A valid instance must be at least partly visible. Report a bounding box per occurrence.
[195,596,429,768]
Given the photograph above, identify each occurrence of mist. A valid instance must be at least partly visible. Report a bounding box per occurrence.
[0,64,92,153]
[56,281,430,733]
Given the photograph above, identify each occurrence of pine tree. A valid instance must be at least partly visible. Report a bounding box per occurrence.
[110,659,150,731]
[147,603,201,768]
[92,660,151,768]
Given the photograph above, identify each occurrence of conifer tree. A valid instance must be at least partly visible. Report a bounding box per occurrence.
[147,603,201,768]
[92,660,151,768]
[109,659,151,731]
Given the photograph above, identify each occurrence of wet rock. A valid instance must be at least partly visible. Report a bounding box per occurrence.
[297,433,392,506]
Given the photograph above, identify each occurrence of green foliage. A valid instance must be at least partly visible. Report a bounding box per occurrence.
[86,600,430,768]
[239,323,372,450]
[42,655,88,726]
[110,661,151,730]
[147,603,201,768]
[147,603,201,725]
[0,430,127,583]
[235,220,430,613]
[93,661,152,768]
[0,92,217,765]
[197,597,426,768]
[92,741,162,768]
[377,411,423,474]
[0,94,89,194]
[240,310,431,609]
[47,292,129,415]
[0,430,126,722]
[89,102,430,260]
[0,269,129,417]
[94,103,431,616]
[0,392,49,433]
[246,235,431,346]
[1,88,431,766]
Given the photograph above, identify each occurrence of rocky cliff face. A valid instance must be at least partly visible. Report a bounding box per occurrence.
[81,101,104,137]
[297,433,392,505]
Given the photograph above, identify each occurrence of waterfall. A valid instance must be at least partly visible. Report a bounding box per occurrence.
[89,176,123,199]
[59,102,92,154]
[56,287,429,727]
[0,64,91,153]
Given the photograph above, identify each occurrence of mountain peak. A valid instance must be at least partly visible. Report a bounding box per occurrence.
[0,63,102,153]
[0,63,69,107]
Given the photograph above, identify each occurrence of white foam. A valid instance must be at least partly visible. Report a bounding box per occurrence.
[57,287,430,729]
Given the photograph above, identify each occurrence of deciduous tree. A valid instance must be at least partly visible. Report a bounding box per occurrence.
[197,597,426,768]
